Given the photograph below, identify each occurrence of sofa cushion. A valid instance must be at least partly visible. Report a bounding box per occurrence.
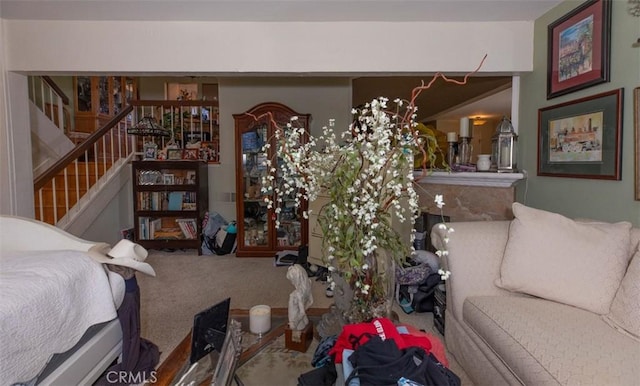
[464,296,640,386]
[604,247,640,341]
[496,203,632,314]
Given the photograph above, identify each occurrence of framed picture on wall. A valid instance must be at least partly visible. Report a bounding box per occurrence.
[547,0,611,99]
[635,87,640,201]
[537,88,623,180]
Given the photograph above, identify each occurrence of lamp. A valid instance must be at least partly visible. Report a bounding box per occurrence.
[473,116,487,126]
[491,116,518,172]
[127,116,171,137]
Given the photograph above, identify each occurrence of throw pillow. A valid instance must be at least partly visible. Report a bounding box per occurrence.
[496,203,632,314]
[604,247,640,341]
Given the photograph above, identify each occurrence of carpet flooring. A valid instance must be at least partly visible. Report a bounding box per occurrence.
[137,249,472,385]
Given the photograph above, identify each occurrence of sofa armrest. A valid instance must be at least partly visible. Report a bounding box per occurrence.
[431,220,516,322]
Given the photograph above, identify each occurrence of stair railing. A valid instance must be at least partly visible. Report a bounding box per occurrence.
[33,99,219,227]
[28,76,71,133]
[33,106,136,226]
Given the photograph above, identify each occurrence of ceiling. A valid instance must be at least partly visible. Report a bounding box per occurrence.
[1,0,561,120]
[0,0,564,22]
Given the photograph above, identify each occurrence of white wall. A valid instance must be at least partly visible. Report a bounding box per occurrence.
[3,20,534,74]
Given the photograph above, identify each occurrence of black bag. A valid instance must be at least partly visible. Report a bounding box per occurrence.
[398,272,441,313]
[203,228,237,255]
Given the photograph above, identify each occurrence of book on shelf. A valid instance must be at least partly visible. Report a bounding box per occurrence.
[168,192,183,211]
[175,218,197,239]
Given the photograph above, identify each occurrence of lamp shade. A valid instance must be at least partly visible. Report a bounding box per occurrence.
[127,116,171,137]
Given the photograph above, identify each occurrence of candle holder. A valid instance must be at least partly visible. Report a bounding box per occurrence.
[447,141,457,168]
[249,304,271,339]
[458,137,472,165]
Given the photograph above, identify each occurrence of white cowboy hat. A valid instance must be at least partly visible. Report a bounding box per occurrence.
[88,239,156,277]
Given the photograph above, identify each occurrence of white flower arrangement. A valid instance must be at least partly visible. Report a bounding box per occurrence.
[253,59,485,321]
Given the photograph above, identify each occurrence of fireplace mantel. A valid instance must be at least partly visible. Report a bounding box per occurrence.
[414,170,527,222]
[413,170,526,188]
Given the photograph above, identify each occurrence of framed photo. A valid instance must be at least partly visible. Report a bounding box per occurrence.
[183,130,211,145]
[186,170,196,184]
[200,140,218,163]
[537,88,623,180]
[547,0,611,99]
[183,148,199,160]
[163,173,175,185]
[143,142,158,160]
[635,87,640,201]
[167,148,183,160]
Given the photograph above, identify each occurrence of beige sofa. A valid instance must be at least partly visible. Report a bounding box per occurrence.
[431,203,640,386]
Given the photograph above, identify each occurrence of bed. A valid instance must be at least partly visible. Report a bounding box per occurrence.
[0,215,125,386]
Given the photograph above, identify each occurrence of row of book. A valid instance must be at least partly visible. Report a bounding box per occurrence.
[137,191,197,211]
[175,218,198,239]
[138,217,198,240]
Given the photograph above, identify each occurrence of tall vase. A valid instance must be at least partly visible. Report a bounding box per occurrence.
[343,249,395,323]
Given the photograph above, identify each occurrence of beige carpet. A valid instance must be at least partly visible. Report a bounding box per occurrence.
[137,249,472,385]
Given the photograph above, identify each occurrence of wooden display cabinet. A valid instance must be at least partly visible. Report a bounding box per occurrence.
[132,160,208,255]
[74,76,137,133]
[233,102,310,257]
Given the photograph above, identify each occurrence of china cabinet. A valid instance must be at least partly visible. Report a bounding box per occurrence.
[74,76,137,133]
[233,102,310,257]
[132,160,208,255]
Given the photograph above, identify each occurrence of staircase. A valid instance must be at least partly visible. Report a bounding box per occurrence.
[29,78,219,228]
[34,160,111,225]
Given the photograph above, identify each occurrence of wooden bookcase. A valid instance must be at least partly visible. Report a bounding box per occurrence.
[233,102,310,257]
[132,160,208,255]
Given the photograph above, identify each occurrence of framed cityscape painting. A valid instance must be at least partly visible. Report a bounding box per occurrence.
[547,0,611,99]
[538,88,623,180]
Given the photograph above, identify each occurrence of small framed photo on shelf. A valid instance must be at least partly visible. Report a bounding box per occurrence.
[167,148,183,160]
[143,142,158,160]
[537,88,622,180]
[200,141,218,163]
[183,148,199,160]
[186,170,197,184]
[182,202,197,210]
[546,0,611,99]
[163,173,175,185]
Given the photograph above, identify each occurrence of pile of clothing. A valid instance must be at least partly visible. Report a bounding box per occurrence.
[298,317,460,386]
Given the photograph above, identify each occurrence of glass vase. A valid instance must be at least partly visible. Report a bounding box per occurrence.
[341,249,396,324]
[316,249,396,338]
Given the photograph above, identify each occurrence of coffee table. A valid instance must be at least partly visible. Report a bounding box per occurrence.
[153,308,328,386]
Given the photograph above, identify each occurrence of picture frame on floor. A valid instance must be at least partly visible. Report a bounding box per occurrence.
[537,88,623,180]
[546,0,611,99]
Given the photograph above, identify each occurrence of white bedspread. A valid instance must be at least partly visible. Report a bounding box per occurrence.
[0,250,121,385]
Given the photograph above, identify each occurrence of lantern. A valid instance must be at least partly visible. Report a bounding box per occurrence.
[491,116,517,172]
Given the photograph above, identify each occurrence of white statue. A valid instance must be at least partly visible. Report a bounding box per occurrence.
[287,264,314,330]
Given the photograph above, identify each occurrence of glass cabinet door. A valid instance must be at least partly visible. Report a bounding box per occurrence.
[97,76,109,115]
[112,76,123,115]
[240,123,269,248]
[76,76,92,112]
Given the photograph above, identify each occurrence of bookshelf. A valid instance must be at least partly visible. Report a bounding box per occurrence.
[132,160,208,254]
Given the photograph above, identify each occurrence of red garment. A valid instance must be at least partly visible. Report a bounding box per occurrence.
[330,317,433,364]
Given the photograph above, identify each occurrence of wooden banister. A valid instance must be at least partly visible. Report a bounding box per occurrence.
[34,105,133,191]
[41,76,70,105]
